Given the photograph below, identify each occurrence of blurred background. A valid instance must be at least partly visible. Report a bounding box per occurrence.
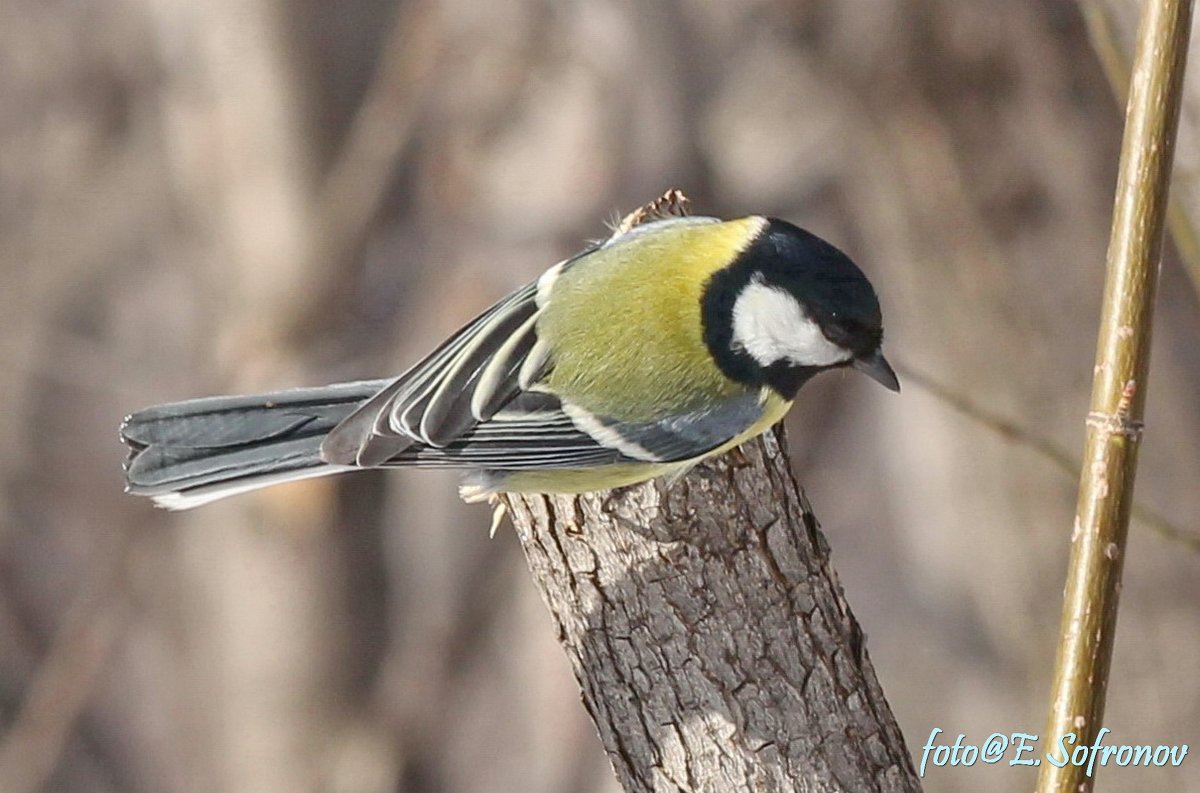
[2,0,1198,791]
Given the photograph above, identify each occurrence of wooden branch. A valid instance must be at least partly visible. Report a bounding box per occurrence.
[1037,2,1193,792]
[503,427,921,793]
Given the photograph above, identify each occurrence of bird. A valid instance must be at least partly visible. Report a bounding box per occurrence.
[121,192,899,510]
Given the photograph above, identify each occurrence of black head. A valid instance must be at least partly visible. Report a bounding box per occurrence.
[701,218,899,399]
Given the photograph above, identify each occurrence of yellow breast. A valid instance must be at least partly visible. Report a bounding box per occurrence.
[538,217,766,421]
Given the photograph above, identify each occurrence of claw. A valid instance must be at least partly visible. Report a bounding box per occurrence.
[488,495,508,539]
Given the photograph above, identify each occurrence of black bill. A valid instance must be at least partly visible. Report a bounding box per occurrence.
[852,349,901,392]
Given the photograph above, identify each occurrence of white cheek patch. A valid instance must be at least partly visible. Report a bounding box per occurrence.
[731,279,851,367]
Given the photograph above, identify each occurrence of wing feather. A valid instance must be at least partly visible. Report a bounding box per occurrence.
[376,392,766,471]
[320,268,564,465]
[417,298,538,444]
[471,311,540,420]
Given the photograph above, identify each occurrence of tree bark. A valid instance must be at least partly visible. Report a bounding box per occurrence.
[503,427,921,793]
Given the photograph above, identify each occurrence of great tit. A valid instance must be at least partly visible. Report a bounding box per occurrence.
[122,203,898,510]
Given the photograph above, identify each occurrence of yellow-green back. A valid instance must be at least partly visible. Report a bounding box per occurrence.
[538,216,765,421]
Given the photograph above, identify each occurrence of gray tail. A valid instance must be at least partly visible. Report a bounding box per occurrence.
[121,379,390,510]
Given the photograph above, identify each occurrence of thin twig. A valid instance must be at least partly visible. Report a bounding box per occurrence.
[1037,2,1193,792]
[895,361,1200,552]
[1079,0,1200,297]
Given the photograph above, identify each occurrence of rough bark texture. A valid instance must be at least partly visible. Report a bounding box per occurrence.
[504,428,921,793]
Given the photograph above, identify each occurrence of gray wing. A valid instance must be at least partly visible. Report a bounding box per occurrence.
[320,215,759,471]
[319,260,571,466]
[382,389,766,470]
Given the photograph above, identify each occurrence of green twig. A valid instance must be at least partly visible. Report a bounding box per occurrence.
[1038,2,1193,792]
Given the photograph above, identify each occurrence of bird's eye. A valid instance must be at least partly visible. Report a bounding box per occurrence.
[826,317,880,354]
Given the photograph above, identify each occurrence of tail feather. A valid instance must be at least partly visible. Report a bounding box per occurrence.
[122,379,390,510]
